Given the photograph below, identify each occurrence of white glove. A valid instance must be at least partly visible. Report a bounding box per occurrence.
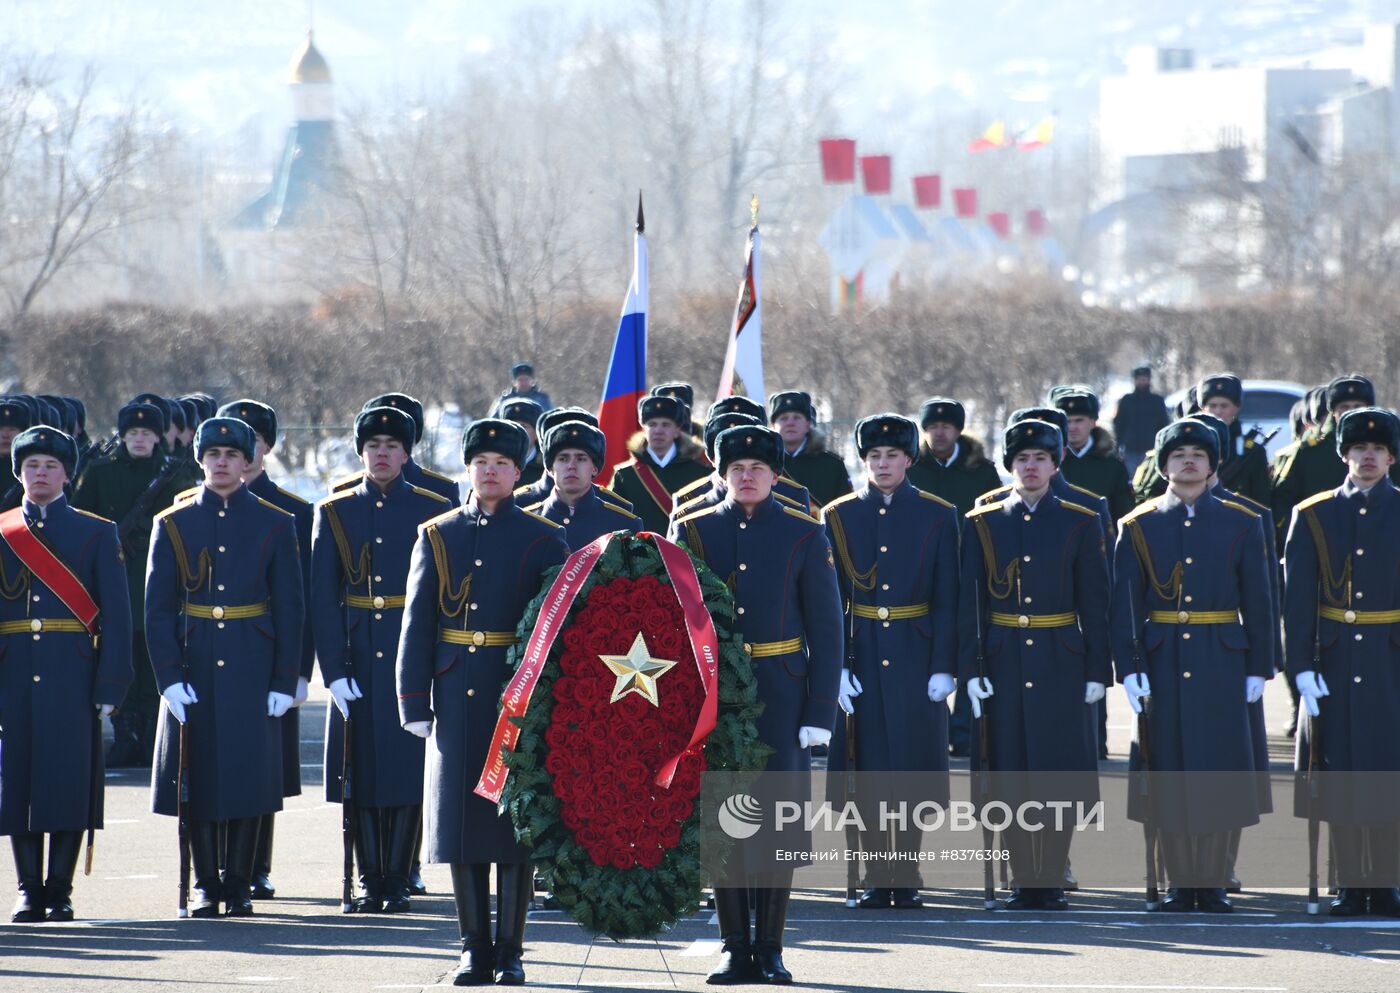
[404,720,433,739]
[1123,673,1151,715]
[95,703,114,718]
[966,676,994,719]
[838,668,863,715]
[1084,681,1106,705]
[267,692,294,718]
[798,725,832,749]
[328,677,364,719]
[162,682,198,724]
[1245,675,1266,704]
[293,676,310,706]
[928,673,955,703]
[1295,670,1330,718]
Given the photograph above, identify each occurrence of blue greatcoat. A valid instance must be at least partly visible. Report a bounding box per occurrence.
[979,474,1114,544]
[823,483,960,781]
[314,474,451,807]
[248,471,313,798]
[525,485,639,547]
[671,473,814,524]
[668,496,843,770]
[958,491,1109,797]
[147,484,305,822]
[514,473,635,513]
[1284,478,1400,823]
[334,458,461,508]
[396,495,568,864]
[1112,491,1274,833]
[0,497,132,835]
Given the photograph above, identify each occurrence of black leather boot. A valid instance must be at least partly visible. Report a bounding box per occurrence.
[222,817,260,916]
[44,831,83,921]
[1038,828,1073,910]
[450,863,494,986]
[493,863,532,985]
[189,819,222,918]
[890,826,924,908]
[349,807,385,913]
[1329,823,1368,916]
[410,830,427,895]
[1158,832,1195,912]
[251,814,276,899]
[753,882,794,984]
[1194,832,1232,913]
[9,834,44,923]
[382,805,421,914]
[707,887,754,984]
[1368,825,1400,916]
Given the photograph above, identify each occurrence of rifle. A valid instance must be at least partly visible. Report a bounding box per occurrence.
[176,545,199,917]
[341,595,357,913]
[1128,582,1159,910]
[842,576,860,909]
[85,707,101,876]
[973,580,996,909]
[1305,592,1323,915]
[117,454,184,557]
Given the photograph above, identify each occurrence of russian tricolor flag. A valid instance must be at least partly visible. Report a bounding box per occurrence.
[596,195,648,485]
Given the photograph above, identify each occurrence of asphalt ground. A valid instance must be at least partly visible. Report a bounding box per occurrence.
[2,683,1396,993]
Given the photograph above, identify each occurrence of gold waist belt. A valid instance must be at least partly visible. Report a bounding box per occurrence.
[439,629,518,648]
[1319,605,1400,625]
[852,603,929,621]
[0,618,87,635]
[990,611,1077,629]
[1148,610,1238,625]
[181,602,268,620]
[746,637,804,658]
[346,594,407,610]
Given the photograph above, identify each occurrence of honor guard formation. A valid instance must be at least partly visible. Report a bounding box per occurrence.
[4,363,1400,988]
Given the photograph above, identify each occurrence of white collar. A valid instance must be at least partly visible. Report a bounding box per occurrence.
[649,443,677,468]
[787,438,808,458]
[1070,439,1093,459]
[935,440,960,467]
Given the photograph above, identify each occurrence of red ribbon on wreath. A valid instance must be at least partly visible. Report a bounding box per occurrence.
[474,532,720,803]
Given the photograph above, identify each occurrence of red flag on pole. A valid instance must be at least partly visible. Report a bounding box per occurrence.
[860,155,891,194]
[819,138,856,183]
[912,174,941,209]
[952,188,978,219]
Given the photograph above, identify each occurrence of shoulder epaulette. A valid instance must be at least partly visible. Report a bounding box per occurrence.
[1120,499,1161,525]
[418,466,457,484]
[520,508,563,529]
[602,502,641,522]
[330,472,361,492]
[822,492,860,514]
[253,495,294,518]
[523,501,546,514]
[274,485,311,506]
[977,484,1012,505]
[152,502,185,524]
[1230,492,1268,513]
[672,495,706,517]
[966,500,1005,518]
[1297,490,1336,512]
[917,490,955,510]
[422,506,461,531]
[673,477,710,501]
[1067,481,1100,500]
[782,505,820,525]
[599,484,627,501]
[1219,498,1259,518]
[173,485,199,503]
[408,484,450,504]
[71,507,113,524]
[774,492,803,510]
[1060,500,1098,519]
[511,483,534,497]
[674,505,722,527]
[779,475,803,488]
[611,460,636,477]
[320,487,359,507]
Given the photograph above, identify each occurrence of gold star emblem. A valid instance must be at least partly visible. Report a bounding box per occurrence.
[598,632,678,707]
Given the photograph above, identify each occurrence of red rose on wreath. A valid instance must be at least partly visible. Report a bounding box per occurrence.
[619,761,649,790]
[636,845,664,869]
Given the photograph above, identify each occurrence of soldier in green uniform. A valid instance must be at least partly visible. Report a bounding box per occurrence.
[73,401,186,767]
[768,390,852,509]
[905,397,1003,516]
[1193,374,1271,506]
[1133,387,1201,505]
[1272,375,1377,547]
[1055,390,1134,521]
[608,395,710,534]
[650,382,702,443]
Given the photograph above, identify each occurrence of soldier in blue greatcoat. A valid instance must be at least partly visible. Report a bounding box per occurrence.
[146,417,305,918]
[1112,419,1274,914]
[216,399,314,900]
[670,409,813,523]
[0,427,131,922]
[396,418,568,986]
[1284,407,1400,917]
[523,421,638,545]
[960,419,1110,911]
[823,414,959,910]
[669,424,842,985]
[314,407,451,914]
[511,407,634,512]
[329,393,461,507]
